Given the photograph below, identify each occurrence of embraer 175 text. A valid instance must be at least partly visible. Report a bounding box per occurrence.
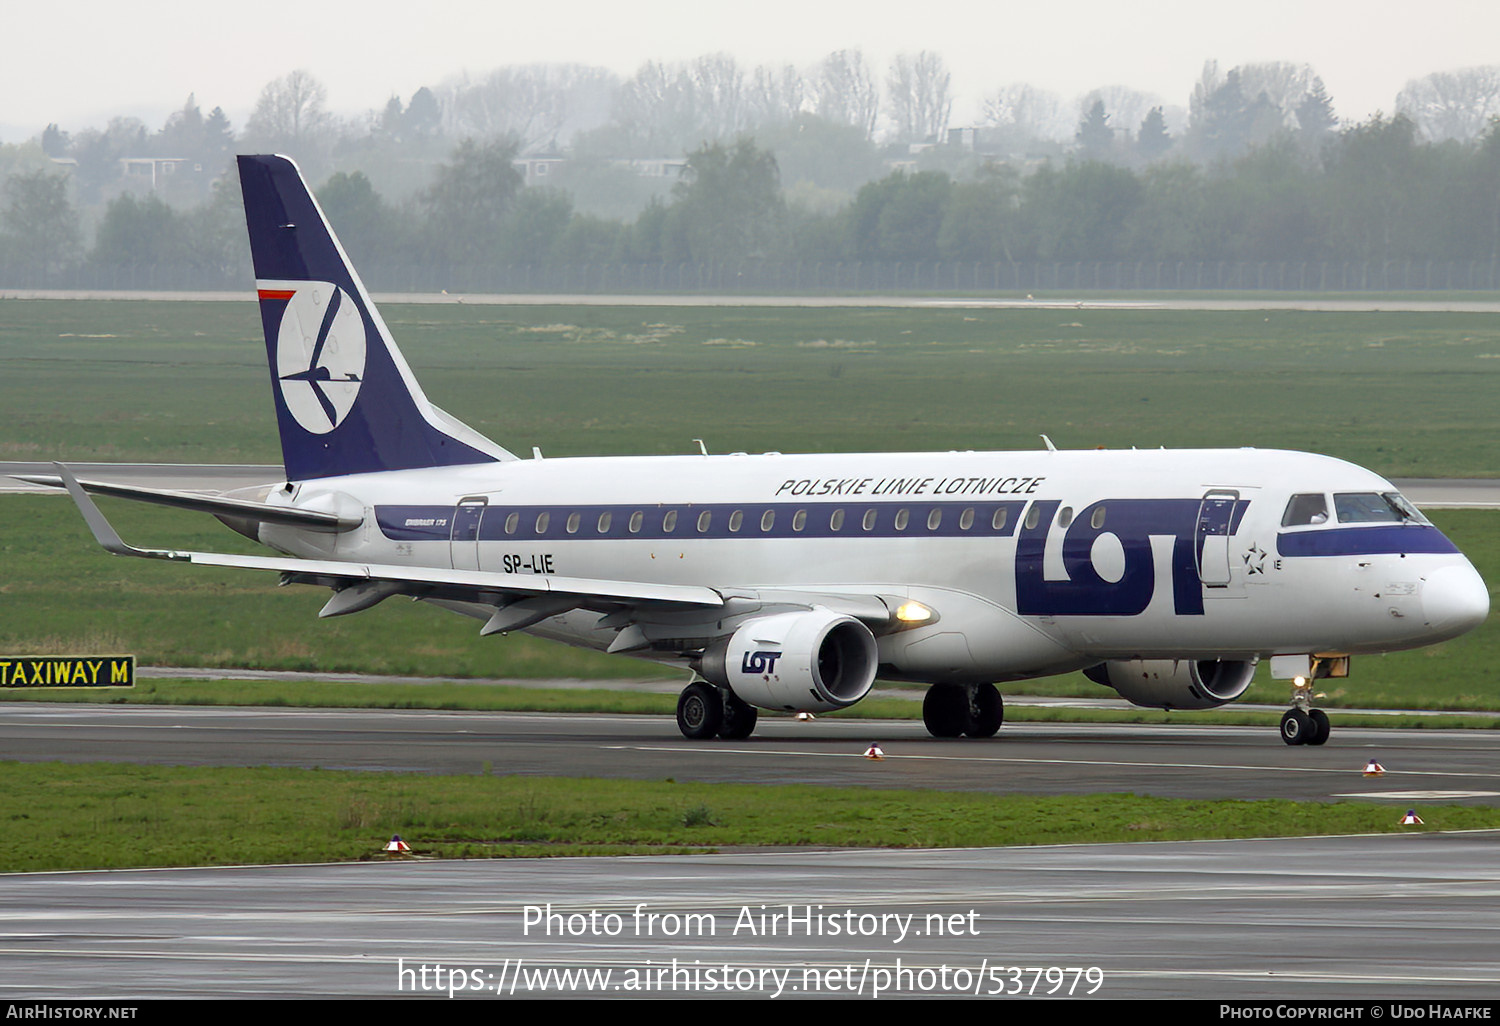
[37,155,1491,746]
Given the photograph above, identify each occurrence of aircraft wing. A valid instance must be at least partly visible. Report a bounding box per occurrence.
[53,464,724,616]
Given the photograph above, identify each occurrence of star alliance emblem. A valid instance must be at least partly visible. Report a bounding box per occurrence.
[1243,543,1267,576]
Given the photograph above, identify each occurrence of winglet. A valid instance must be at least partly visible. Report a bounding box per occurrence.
[54,463,181,561]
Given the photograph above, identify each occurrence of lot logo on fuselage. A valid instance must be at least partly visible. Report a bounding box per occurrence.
[1015,498,1245,617]
[274,283,366,434]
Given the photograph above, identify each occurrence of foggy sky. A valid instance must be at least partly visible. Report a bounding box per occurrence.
[6,0,1499,140]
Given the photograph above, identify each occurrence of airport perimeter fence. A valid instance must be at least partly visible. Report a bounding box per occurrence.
[7,258,1500,294]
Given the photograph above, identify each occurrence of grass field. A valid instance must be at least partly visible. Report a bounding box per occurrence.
[7,761,1500,873]
[3,299,1500,476]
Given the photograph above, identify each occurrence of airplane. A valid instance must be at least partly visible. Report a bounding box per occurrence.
[28,154,1490,747]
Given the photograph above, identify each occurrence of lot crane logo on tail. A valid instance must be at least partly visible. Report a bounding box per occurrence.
[266,283,366,434]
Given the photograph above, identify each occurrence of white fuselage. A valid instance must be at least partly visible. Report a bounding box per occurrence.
[254,446,1489,686]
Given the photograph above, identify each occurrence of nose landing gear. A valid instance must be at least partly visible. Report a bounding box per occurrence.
[1280,677,1331,746]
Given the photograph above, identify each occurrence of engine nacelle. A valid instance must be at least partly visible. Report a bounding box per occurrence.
[1083,658,1257,710]
[698,609,878,713]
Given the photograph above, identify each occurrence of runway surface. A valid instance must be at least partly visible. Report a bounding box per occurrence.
[12,287,1500,313]
[4,703,1499,804]
[2,832,1498,999]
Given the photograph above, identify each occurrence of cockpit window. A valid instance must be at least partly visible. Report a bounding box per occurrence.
[1281,493,1329,527]
[1335,492,1402,524]
[1383,491,1430,525]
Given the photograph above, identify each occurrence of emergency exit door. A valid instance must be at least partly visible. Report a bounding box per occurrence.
[451,498,486,571]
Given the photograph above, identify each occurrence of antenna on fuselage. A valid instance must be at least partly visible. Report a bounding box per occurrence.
[693,439,709,456]
[1040,435,1058,452]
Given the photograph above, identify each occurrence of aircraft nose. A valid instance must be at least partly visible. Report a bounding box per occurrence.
[1422,562,1491,640]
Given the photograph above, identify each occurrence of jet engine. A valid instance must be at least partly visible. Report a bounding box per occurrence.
[1083,658,1257,710]
[697,609,878,713]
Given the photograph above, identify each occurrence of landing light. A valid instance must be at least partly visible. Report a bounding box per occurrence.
[895,601,934,624]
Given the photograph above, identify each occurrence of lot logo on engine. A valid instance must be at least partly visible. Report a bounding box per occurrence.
[741,651,782,675]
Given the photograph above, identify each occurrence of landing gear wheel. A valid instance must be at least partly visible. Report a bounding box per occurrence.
[923,683,967,738]
[964,683,1004,738]
[1280,708,1312,746]
[677,681,722,740]
[719,691,759,740]
[1306,708,1331,746]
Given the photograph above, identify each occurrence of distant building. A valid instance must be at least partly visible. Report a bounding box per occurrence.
[610,158,688,180]
[118,157,195,190]
[946,126,981,150]
[511,155,568,186]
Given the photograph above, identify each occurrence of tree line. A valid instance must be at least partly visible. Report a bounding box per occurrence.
[10,115,1500,281]
[7,56,1500,282]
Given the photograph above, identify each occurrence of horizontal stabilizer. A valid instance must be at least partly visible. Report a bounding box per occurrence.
[25,469,360,533]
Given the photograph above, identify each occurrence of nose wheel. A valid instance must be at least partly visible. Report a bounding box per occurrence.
[1280,679,1330,746]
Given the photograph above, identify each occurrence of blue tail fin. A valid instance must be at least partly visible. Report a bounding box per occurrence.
[237,154,515,481]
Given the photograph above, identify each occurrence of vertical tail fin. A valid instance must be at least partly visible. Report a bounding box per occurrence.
[237,154,515,481]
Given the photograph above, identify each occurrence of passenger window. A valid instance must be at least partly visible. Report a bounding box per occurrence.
[761,510,775,532]
[960,508,975,530]
[1024,505,1040,530]
[1058,506,1073,528]
[992,507,1008,531]
[597,511,612,533]
[662,509,677,533]
[505,512,519,535]
[629,511,643,533]
[1282,494,1330,527]
[793,509,807,532]
[894,509,910,531]
[927,508,942,530]
[862,509,877,531]
[565,512,580,534]
[535,512,550,534]
[697,510,712,533]
[1091,506,1107,530]
[728,510,743,533]
[830,509,845,532]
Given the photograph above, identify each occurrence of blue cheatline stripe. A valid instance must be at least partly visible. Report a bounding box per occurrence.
[1277,525,1459,557]
[376,501,1029,543]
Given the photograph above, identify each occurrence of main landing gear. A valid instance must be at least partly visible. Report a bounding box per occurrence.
[922,682,1004,738]
[676,680,759,740]
[1279,677,1330,746]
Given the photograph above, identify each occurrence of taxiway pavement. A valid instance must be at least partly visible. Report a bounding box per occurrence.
[3,704,1497,805]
